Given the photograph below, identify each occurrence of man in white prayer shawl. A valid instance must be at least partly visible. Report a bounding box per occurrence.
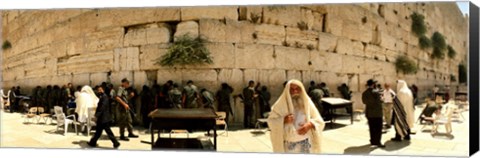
[267,79,325,154]
[75,86,99,123]
[396,80,415,133]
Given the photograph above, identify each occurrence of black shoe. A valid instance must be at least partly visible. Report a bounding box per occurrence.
[376,144,386,148]
[87,142,97,147]
[128,134,139,138]
[391,137,402,141]
[113,142,120,148]
[119,136,130,141]
[404,136,411,140]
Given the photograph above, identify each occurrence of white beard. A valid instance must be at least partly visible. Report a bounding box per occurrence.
[292,95,304,111]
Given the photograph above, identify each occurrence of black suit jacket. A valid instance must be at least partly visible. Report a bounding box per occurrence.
[362,88,383,118]
[95,93,113,124]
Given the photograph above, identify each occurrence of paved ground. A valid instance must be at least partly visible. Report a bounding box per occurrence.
[0,104,469,157]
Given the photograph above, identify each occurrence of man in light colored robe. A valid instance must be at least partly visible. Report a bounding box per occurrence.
[75,86,99,123]
[396,80,415,132]
[267,79,325,154]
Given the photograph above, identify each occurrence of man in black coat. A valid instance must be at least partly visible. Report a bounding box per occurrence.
[362,79,385,148]
[87,86,120,149]
[242,80,257,128]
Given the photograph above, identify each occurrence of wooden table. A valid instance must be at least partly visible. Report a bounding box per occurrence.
[148,109,218,151]
[321,98,354,128]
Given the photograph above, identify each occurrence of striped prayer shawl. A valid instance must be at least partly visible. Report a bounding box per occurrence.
[392,97,410,137]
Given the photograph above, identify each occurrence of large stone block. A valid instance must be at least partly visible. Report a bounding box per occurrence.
[174,21,198,40]
[204,43,235,69]
[218,69,244,95]
[254,24,286,46]
[309,50,327,71]
[324,13,344,37]
[146,24,171,44]
[341,55,364,74]
[198,19,226,43]
[379,31,397,51]
[341,20,373,43]
[157,69,182,85]
[318,32,338,52]
[238,6,263,22]
[311,12,324,32]
[286,70,302,81]
[139,44,170,70]
[58,51,114,75]
[274,46,310,70]
[225,20,256,44]
[110,71,133,86]
[123,27,147,47]
[256,69,286,99]
[336,38,353,55]
[324,52,343,73]
[181,6,238,21]
[90,72,108,86]
[263,6,302,27]
[235,44,275,69]
[85,27,124,52]
[351,40,365,57]
[133,71,148,90]
[96,8,181,29]
[363,59,386,75]
[285,27,318,50]
[114,47,140,71]
[364,44,385,59]
[243,69,258,85]
[182,69,218,91]
[72,73,91,86]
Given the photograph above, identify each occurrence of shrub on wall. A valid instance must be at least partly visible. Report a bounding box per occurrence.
[431,32,446,59]
[447,45,456,59]
[156,34,213,67]
[418,35,432,49]
[410,12,427,37]
[2,40,12,50]
[395,55,418,74]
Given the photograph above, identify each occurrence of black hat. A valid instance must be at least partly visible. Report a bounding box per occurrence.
[366,79,377,86]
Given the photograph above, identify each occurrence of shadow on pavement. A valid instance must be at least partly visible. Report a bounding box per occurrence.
[72,140,111,149]
[343,144,375,155]
[432,133,455,140]
[382,140,411,152]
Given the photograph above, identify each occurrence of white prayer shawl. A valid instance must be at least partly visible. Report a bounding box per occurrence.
[267,79,325,154]
[396,80,415,129]
[75,86,99,123]
[0,89,5,109]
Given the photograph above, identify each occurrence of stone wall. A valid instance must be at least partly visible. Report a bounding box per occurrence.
[1,3,468,123]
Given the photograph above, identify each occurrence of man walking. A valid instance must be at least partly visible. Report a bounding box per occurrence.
[115,78,139,141]
[382,84,396,129]
[362,79,385,148]
[87,86,120,149]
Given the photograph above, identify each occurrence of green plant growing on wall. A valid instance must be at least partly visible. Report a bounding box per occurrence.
[450,74,456,82]
[418,35,431,49]
[297,21,308,31]
[250,12,261,24]
[410,12,427,37]
[447,45,456,59]
[2,40,12,50]
[395,55,418,74]
[458,63,467,83]
[431,32,447,59]
[156,34,213,67]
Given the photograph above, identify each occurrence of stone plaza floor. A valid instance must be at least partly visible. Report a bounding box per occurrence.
[0,104,470,157]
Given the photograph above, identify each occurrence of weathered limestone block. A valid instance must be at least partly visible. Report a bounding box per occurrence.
[58,51,114,75]
[358,74,375,92]
[235,44,275,69]
[25,68,49,79]
[90,72,108,86]
[51,75,73,86]
[351,92,364,110]
[383,5,399,24]
[181,6,238,21]
[97,8,181,29]
[342,20,373,43]
[114,47,140,71]
[133,71,148,90]
[406,44,422,59]
[324,52,343,73]
[45,58,57,75]
[199,19,226,43]
[274,46,310,70]
[66,38,85,56]
[286,70,302,81]
[311,12,324,32]
[254,24,286,46]
[351,40,365,57]
[347,74,359,93]
[72,73,91,86]
[123,27,147,47]
[324,14,344,37]
[181,69,218,90]
[243,69,259,85]
[384,49,398,62]
[139,44,170,70]
[174,21,199,40]
[302,8,315,31]
[49,40,68,58]
[146,24,171,44]
[285,27,318,49]
[157,69,182,85]
[85,27,124,52]
[263,5,302,27]
[364,44,384,59]
[111,71,133,86]
[204,43,235,69]
[379,31,397,51]
[336,38,353,55]
[363,59,386,75]
[318,32,338,52]
[341,55,364,74]
[257,69,286,99]
[225,20,256,44]
[309,50,327,71]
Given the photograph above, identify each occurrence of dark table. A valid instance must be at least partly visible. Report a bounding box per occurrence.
[455,91,468,101]
[321,98,354,128]
[148,109,218,151]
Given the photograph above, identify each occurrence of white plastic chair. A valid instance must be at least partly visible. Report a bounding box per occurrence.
[431,105,454,135]
[37,107,52,124]
[254,112,270,133]
[23,107,38,123]
[84,107,97,136]
[215,111,228,136]
[54,106,78,135]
